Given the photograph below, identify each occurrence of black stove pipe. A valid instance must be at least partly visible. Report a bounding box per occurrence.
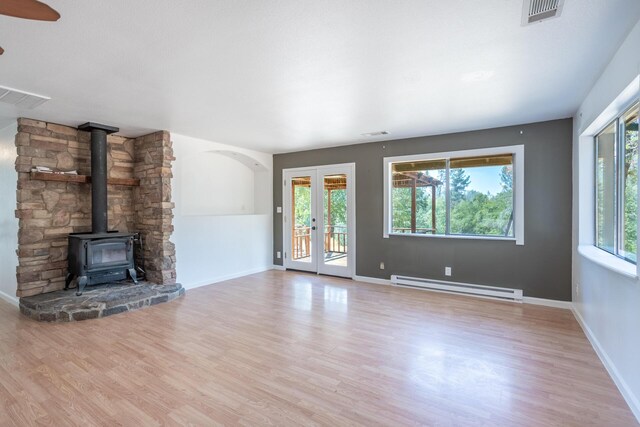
[78,122,119,234]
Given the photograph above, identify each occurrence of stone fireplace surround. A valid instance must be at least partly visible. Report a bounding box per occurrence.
[14,118,177,299]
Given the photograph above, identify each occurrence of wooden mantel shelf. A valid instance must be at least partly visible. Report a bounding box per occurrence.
[30,172,140,187]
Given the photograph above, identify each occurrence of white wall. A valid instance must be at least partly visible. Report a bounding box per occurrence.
[182,152,256,215]
[0,122,18,305]
[172,133,273,289]
[573,20,640,420]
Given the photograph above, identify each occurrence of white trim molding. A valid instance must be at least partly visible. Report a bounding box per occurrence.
[383,144,525,245]
[272,265,286,271]
[572,306,640,422]
[522,296,572,309]
[353,275,392,286]
[182,266,274,290]
[0,290,19,307]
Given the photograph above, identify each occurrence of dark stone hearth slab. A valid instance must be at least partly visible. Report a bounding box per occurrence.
[19,281,185,322]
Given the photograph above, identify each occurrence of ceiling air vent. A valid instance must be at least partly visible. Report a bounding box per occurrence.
[522,0,564,25]
[361,130,389,137]
[0,85,50,109]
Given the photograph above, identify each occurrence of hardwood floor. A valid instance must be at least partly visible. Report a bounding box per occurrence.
[0,270,636,426]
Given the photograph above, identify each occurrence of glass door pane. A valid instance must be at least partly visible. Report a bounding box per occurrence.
[291,176,313,263]
[323,174,348,268]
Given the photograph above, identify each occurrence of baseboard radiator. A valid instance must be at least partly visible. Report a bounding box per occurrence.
[390,275,523,302]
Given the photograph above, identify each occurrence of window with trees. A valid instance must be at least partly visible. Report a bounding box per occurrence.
[595,103,638,263]
[384,145,524,243]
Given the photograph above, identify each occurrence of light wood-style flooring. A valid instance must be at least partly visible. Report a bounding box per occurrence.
[0,270,636,426]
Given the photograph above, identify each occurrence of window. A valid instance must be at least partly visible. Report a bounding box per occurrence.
[383,145,524,244]
[595,103,639,263]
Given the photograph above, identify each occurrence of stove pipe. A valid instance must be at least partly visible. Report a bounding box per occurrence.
[77,122,119,234]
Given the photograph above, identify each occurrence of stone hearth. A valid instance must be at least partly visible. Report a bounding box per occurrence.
[19,281,184,322]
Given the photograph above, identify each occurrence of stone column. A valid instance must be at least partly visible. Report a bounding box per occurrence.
[133,131,176,284]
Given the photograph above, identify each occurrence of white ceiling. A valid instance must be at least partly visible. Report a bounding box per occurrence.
[0,1,639,153]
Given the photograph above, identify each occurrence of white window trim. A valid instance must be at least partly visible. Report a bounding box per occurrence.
[383,145,525,245]
[578,75,640,277]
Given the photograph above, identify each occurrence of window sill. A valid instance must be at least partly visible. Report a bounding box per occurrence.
[385,232,518,244]
[577,245,637,279]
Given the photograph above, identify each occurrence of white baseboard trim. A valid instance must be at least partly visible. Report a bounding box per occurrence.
[522,296,572,310]
[182,266,273,290]
[0,290,19,307]
[272,265,286,271]
[352,275,392,286]
[572,306,640,423]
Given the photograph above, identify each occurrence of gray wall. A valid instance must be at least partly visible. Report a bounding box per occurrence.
[273,119,573,300]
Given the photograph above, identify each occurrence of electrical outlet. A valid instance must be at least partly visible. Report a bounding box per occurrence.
[379,262,385,270]
[576,282,580,297]
[445,266,452,276]
[276,206,282,213]
[276,251,281,259]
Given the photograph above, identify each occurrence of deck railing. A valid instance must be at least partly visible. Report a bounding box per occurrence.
[392,227,435,234]
[292,225,348,260]
[324,225,347,254]
[293,226,311,259]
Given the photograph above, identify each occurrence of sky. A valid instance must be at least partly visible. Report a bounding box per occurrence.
[426,165,506,195]
[466,166,504,195]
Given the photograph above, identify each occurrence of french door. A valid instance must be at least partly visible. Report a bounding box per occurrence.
[283,163,355,278]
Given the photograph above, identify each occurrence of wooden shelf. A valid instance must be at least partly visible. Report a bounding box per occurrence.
[30,172,140,187]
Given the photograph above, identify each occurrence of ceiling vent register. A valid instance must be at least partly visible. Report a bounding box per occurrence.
[522,0,564,25]
[0,85,50,109]
[361,130,389,137]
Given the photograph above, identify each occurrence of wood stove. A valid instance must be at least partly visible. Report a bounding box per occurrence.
[65,122,138,296]
[65,232,137,295]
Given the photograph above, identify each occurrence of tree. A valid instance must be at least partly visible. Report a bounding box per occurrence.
[500,165,513,191]
[622,126,638,258]
[325,189,347,227]
[450,168,470,202]
[294,185,311,227]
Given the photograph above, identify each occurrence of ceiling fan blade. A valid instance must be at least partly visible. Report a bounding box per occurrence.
[0,0,60,21]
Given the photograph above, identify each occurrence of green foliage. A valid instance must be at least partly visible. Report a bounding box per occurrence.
[325,189,347,227]
[500,165,513,191]
[392,187,412,230]
[392,171,447,233]
[293,185,348,228]
[623,127,638,260]
[450,168,471,202]
[294,186,311,227]
[450,189,513,236]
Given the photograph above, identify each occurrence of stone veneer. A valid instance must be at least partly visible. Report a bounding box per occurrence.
[14,118,176,297]
[133,131,177,285]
